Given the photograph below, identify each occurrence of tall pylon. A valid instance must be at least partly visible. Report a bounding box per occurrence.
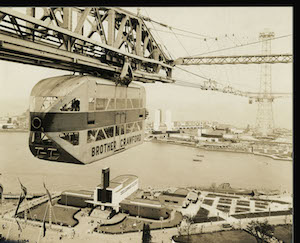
[255,31,275,137]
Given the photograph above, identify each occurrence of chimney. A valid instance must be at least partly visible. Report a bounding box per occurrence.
[102,167,110,188]
[101,167,110,202]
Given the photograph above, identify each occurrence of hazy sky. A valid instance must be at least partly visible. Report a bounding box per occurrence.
[0,6,293,129]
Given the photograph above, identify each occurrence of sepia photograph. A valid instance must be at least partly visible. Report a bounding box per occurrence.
[0,5,293,243]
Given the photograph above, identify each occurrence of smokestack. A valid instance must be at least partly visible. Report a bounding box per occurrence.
[101,167,110,202]
[102,167,110,189]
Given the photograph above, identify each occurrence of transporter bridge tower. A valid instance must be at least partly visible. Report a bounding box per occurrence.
[255,31,275,137]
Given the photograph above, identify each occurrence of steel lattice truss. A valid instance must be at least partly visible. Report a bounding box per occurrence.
[245,92,292,100]
[174,54,293,65]
[0,7,174,84]
[175,81,291,99]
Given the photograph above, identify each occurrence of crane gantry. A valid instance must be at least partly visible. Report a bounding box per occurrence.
[173,54,293,66]
[0,7,293,87]
[0,7,174,85]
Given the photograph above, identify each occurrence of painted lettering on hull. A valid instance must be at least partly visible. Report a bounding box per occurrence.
[91,134,142,157]
[120,134,142,147]
[92,141,116,157]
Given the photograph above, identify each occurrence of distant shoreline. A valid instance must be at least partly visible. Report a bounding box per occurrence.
[252,152,292,161]
[148,138,292,162]
[0,129,28,133]
[0,131,292,161]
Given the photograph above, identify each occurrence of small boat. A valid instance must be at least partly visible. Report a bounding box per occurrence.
[197,154,204,157]
[193,159,202,162]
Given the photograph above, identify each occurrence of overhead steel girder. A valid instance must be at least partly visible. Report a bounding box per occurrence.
[246,92,292,100]
[173,54,293,65]
[0,7,174,83]
[173,79,292,99]
[0,33,172,83]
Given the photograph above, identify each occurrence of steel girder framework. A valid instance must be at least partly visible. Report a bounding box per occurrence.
[174,54,293,66]
[175,80,291,100]
[0,7,174,84]
[246,92,291,101]
[255,32,275,137]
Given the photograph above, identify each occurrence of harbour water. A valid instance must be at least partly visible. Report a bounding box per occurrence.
[0,132,293,195]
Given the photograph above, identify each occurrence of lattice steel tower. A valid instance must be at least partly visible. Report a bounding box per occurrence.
[255,31,275,137]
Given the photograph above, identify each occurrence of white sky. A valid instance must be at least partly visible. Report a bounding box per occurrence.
[0,6,293,129]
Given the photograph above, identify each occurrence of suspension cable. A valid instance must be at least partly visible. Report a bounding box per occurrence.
[143,8,174,60]
[191,34,292,57]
